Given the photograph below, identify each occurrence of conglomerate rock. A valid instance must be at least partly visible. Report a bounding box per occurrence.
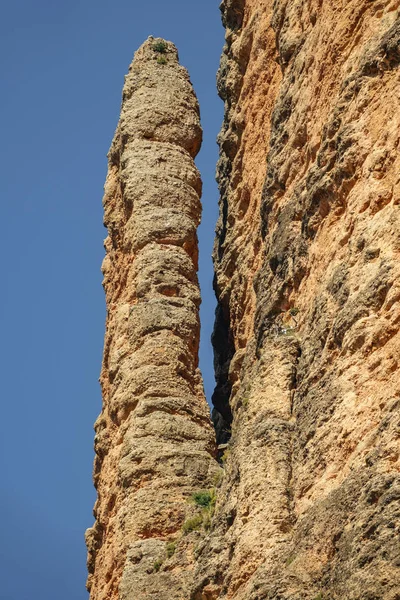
[193,1,400,599]
[85,38,219,600]
[87,5,400,598]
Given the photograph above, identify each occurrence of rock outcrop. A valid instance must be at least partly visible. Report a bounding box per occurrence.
[195,1,400,599]
[88,5,400,599]
[85,38,218,600]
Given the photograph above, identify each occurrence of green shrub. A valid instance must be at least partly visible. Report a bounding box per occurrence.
[153,558,163,572]
[192,490,216,510]
[182,513,203,534]
[182,489,217,534]
[166,541,176,558]
[157,55,167,65]
[153,40,167,53]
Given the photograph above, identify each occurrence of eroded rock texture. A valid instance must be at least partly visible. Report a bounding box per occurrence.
[195,1,400,599]
[85,38,218,600]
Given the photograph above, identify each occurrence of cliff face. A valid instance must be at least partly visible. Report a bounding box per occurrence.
[198,1,400,599]
[88,6,400,599]
[85,38,219,600]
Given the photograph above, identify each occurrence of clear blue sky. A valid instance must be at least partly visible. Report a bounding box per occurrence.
[0,2,224,598]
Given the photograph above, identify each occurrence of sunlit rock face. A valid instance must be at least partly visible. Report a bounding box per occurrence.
[194,1,400,599]
[87,4,400,597]
[85,38,218,600]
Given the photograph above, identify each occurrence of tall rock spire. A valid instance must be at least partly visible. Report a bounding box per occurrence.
[86,37,218,600]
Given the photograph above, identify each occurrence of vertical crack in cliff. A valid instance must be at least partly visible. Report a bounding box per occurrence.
[211,0,248,448]
[85,37,219,600]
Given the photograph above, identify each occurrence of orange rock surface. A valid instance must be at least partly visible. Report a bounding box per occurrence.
[88,4,400,598]
[85,38,218,600]
[199,1,400,598]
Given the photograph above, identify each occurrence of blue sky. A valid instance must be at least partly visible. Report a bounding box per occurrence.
[0,2,224,598]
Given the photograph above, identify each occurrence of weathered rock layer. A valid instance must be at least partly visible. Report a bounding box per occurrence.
[86,38,218,600]
[200,1,400,599]
[88,6,400,598]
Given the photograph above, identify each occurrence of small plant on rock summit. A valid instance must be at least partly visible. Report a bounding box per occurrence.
[153,40,168,53]
[157,55,167,65]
